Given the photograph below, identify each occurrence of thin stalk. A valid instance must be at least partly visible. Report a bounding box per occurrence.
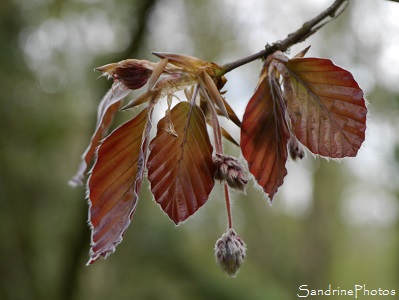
[224,183,233,229]
[189,84,200,106]
[200,86,224,155]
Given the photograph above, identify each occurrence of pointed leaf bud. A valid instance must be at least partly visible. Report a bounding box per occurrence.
[95,59,156,90]
[213,154,248,191]
[214,228,246,277]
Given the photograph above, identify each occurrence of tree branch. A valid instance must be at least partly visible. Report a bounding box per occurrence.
[220,0,348,75]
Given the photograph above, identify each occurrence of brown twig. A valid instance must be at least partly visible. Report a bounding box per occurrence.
[220,0,348,75]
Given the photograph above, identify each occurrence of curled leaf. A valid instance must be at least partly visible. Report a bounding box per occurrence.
[122,89,160,111]
[147,58,169,91]
[152,52,216,73]
[95,59,155,90]
[69,82,132,186]
[201,71,229,120]
[241,75,290,200]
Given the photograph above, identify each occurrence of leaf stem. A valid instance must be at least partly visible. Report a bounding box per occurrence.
[190,84,200,106]
[220,0,348,75]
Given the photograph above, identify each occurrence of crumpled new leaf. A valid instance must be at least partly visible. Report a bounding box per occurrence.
[147,102,216,224]
[69,82,132,186]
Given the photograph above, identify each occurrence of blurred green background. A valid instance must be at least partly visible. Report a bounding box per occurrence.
[1,0,399,299]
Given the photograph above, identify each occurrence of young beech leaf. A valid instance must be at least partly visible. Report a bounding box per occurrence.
[147,102,216,224]
[241,76,290,200]
[282,57,367,158]
[69,83,132,186]
[87,107,149,264]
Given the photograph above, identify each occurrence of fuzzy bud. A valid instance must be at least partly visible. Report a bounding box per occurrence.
[213,154,248,191]
[288,136,305,160]
[214,228,246,277]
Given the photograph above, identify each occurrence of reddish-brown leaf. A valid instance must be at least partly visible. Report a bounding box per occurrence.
[282,57,367,158]
[241,77,290,200]
[87,107,149,264]
[69,83,132,186]
[147,102,216,224]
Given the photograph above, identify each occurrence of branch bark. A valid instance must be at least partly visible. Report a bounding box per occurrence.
[220,0,348,75]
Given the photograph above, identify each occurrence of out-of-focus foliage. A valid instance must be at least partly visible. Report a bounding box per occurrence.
[1,0,399,299]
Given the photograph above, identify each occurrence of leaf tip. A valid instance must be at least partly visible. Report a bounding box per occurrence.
[293,45,311,58]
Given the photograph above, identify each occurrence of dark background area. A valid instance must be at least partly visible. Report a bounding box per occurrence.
[1,0,399,299]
